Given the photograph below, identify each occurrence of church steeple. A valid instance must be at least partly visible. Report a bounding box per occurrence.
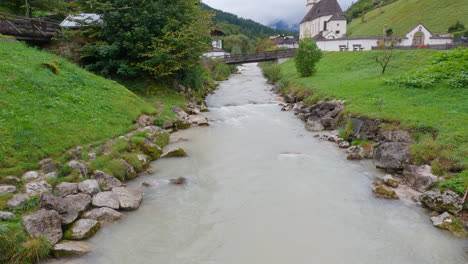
[306,0,320,14]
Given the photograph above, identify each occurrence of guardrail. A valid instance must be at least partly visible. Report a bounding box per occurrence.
[224,49,297,64]
[371,43,467,51]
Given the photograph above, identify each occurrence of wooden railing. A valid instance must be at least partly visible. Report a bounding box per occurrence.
[0,12,60,40]
[371,43,467,51]
[224,49,297,64]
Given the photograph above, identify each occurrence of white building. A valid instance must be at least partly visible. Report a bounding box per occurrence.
[269,35,299,49]
[299,0,453,51]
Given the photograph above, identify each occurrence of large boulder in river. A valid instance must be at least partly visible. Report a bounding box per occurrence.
[420,189,463,214]
[112,187,143,211]
[431,212,468,237]
[403,165,438,192]
[82,207,124,223]
[92,192,120,210]
[22,209,62,245]
[373,142,409,170]
[91,170,124,191]
[64,219,100,240]
[78,180,100,195]
[53,241,91,258]
[55,182,79,197]
[372,185,399,200]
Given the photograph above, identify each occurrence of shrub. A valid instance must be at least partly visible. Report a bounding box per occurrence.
[386,47,468,88]
[448,21,466,33]
[261,62,282,83]
[295,39,323,77]
[58,165,72,177]
[211,63,231,81]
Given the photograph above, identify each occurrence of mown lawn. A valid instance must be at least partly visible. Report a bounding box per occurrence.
[347,0,468,37]
[0,41,156,177]
[280,49,468,170]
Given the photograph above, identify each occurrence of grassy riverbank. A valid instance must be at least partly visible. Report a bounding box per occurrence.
[279,50,468,175]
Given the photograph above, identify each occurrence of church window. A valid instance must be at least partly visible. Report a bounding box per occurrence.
[336,30,340,34]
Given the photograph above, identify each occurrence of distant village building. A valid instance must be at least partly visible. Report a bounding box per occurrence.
[60,13,102,28]
[299,0,453,51]
[203,29,229,59]
[269,35,299,49]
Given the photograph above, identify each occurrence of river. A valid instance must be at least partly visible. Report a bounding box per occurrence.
[75,63,467,263]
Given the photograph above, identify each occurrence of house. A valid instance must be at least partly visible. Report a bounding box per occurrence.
[299,0,453,51]
[60,13,102,28]
[203,29,229,59]
[269,35,298,49]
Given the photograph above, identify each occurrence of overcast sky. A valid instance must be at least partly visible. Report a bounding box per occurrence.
[202,0,354,27]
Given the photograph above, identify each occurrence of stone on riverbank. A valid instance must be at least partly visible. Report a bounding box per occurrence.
[170,177,187,185]
[431,212,468,237]
[92,192,120,210]
[55,182,79,197]
[22,209,62,245]
[8,193,30,209]
[53,241,91,257]
[64,219,100,240]
[78,180,100,195]
[112,187,143,211]
[339,141,350,149]
[383,175,399,188]
[373,142,409,171]
[0,211,15,221]
[403,165,438,192]
[162,147,187,158]
[25,181,52,196]
[22,171,39,182]
[0,185,17,194]
[305,119,324,132]
[82,207,124,223]
[420,189,463,214]
[188,115,209,126]
[347,153,363,160]
[372,185,399,199]
[91,170,124,191]
[39,192,91,225]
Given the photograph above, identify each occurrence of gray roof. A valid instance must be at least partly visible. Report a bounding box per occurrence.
[60,13,102,28]
[301,0,345,23]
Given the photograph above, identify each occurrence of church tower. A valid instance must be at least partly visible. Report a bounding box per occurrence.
[306,0,320,13]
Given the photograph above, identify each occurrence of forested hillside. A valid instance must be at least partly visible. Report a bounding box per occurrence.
[347,0,468,37]
[201,3,296,39]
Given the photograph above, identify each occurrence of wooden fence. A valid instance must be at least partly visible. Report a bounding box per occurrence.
[0,12,60,40]
[371,43,467,51]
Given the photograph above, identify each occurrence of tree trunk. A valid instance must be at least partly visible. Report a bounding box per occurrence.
[463,188,468,202]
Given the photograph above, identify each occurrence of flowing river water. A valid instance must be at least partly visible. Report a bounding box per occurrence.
[75,63,466,263]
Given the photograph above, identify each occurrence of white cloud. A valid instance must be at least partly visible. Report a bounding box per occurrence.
[202,0,354,27]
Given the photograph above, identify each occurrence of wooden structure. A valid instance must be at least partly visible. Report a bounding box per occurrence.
[0,12,60,41]
[223,49,297,64]
[371,43,467,51]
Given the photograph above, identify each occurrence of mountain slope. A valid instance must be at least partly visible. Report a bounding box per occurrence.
[347,0,468,37]
[0,40,155,176]
[201,3,297,39]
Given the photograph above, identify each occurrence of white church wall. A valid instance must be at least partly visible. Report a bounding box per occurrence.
[316,38,379,51]
[326,20,347,38]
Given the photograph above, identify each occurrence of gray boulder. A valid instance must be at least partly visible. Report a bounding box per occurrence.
[373,142,409,170]
[188,115,209,126]
[92,192,120,210]
[379,130,412,143]
[121,159,137,180]
[162,147,187,158]
[305,119,324,132]
[372,185,399,200]
[22,209,62,245]
[64,219,100,240]
[420,189,463,214]
[431,212,452,227]
[41,172,58,180]
[25,181,52,196]
[68,160,88,177]
[91,170,124,191]
[0,185,17,195]
[0,211,15,221]
[53,241,91,257]
[403,165,438,192]
[22,171,39,182]
[112,187,143,211]
[55,182,79,197]
[39,158,58,173]
[163,120,173,129]
[430,212,468,237]
[4,176,21,183]
[39,193,91,225]
[339,141,350,149]
[383,174,399,188]
[7,194,30,209]
[78,180,100,195]
[63,193,92,218]
[82,207,124,223]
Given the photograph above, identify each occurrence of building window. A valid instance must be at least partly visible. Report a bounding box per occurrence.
[337,23,340,26]
[336,30,340,34]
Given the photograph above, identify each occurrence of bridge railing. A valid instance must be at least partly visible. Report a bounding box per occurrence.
[224,48,297,64]
[0,12,61,38]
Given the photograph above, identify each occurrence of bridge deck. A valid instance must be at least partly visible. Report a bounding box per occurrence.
[223,49,296,64]
[0,12,60,41]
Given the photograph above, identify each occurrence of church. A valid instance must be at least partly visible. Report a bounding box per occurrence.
[299,0,453,51]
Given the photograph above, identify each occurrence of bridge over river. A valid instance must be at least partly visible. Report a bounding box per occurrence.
[223,49,296,64]
[0,12,60,41]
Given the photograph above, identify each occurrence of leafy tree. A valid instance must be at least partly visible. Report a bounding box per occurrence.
[0,0,66,17]
[77,0,212,79]
[223,34,250,54]
[256,38,276,52]
[294,39,322,77]
[448,21,466,33]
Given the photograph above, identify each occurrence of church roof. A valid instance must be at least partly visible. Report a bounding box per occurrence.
[301,0,345,24]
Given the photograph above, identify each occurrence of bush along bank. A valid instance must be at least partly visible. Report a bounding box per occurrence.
[261,62,468,238]
[0,77,223,262]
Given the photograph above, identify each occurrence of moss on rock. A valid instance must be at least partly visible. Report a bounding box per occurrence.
[372,185,399,200]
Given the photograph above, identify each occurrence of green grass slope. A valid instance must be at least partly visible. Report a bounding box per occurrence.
[347,0,468,37]
[0,41,156,177]
[280,50,468,170]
